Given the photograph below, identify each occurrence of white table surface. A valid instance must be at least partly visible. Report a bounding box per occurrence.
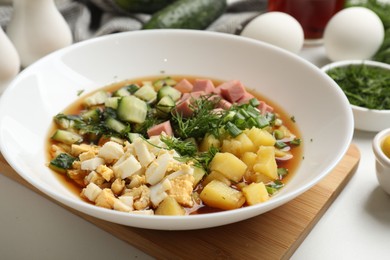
[1,44,390,260]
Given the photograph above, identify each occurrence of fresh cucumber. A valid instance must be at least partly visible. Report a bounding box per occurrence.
[114,0,177,14]
[127,84,140,94]
[51,129,83,145]
[134,85,157,102]
[157,85,181,101]
[105,117,128,133]
[117,95,148,123]
[127,132,142,143]
[143,0,227,29]
[113,86,131,97]
[81,109,100,123]
[49,153,76,174]
[156,95,175,117]
[153,77,177,91]
[83,90,109,107]
[105,97,121,109]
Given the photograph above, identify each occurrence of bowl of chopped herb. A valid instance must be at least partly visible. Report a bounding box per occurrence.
[322,60,390,132]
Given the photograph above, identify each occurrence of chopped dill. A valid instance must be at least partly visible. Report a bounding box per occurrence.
[160,135,197,157]
[326,63,390,110]
[171,95,225,139]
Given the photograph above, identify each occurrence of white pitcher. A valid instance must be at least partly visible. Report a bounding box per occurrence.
[6,0,73,68]
[0,26,20,94]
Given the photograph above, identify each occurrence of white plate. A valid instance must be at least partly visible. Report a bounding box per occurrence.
[0,30,353,230]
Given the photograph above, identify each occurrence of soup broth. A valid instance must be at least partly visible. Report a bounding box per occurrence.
[47,76,303,215]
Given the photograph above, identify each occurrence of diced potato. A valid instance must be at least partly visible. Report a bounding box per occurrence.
[253,146,278,180]
[242,182,269,205]
[234,133,256,154]
[277,125,293,138]
[221,139,241,156]
[202,171,231,187]
[192,167,206,188]
[209,152,247,182]
[241,152,257,169]
[200,180,245,210]
[220,133,255,156]
[235,182,247,191]
[199,134,220,152]
[250,172,274,184]
[155,196,186,216]
[244,127,276,147]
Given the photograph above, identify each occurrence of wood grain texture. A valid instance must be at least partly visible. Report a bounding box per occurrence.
[0,144,360,260]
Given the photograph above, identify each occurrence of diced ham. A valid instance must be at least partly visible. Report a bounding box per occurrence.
[216,80,247,103]
[174,79,193,93]
[237,92,255,105]
[193,79,215,94]
[258,101,274,115]
[217,98,232,110]
[212,86,222,95]
[174,91,206,118]
[174,99,193,118]
[147,121,173,137]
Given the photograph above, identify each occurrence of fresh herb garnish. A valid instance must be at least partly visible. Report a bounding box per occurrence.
[266,180,285,195]
[326,64,390,109]
[172,96,225,139]
[49,153,77,174]
[160,135,197,157]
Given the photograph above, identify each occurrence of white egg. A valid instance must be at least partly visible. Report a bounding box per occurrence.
[240,12,304,54]
[324,7,384,61]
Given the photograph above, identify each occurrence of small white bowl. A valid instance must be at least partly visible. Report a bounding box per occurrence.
[321,60,390,132]
[373,128,390,194]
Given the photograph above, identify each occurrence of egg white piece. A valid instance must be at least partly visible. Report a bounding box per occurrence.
[324,7,384,61]
[241,12,304,54]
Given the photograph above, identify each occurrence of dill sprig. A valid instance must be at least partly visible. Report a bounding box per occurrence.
[160,135,197,157]
[171,95,225,139]
[153,135,219,171]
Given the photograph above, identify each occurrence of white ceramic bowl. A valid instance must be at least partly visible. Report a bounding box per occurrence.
[373,128,390,194]
[321,60,390,132]
[0,30,353,230]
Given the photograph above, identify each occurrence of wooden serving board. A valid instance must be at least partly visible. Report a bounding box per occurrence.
[0,144,360,260]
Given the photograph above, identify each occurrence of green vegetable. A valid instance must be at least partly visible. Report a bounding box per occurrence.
[153,77,177,90]
[225,121,242,137]
[114,0,177,13]
[160,135,197,156]
[156,95,175,117]
[81,109,100,123]
[172,96,225,139]
[105,116,128,133]
[143,0,227,30]
[157,85,181,101]
[326,63,390,109]
[374,28,390,64]
[346,0,390,64]
[49,153,77,174]
[117,95,148,123]
[83,90,109,107]
[266,180,284,195]
[134,84,157,102]
[51,129,83,145]
[277,168,289,177]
